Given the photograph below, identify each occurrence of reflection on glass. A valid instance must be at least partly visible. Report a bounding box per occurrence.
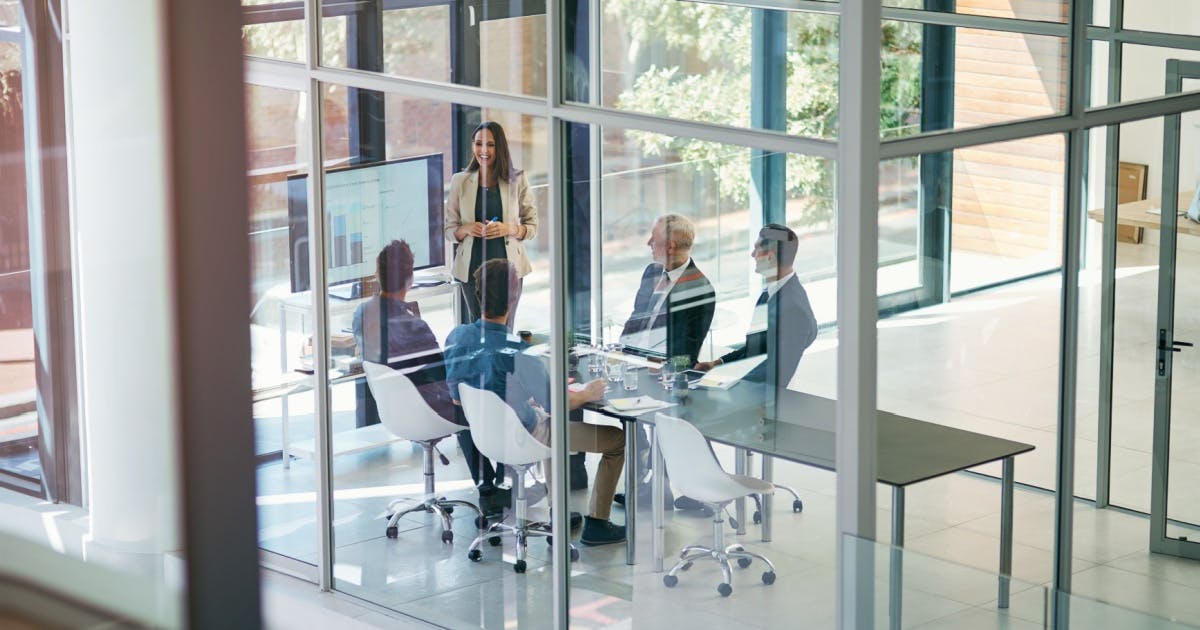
[887,0,1068,23]
[950,134,1066,292]
[0,0,19,27]
[242,0,305,61]
[0,40,39,493]
[1123,1,1200,37]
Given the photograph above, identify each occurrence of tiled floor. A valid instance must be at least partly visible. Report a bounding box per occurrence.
[258,239,1200,628]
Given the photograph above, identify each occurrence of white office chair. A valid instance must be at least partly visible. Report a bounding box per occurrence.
[363,361,485,544]
[457,383,579,573]
[654,412,778,597]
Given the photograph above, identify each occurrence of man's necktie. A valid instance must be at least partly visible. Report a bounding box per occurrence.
[755,289,769,306]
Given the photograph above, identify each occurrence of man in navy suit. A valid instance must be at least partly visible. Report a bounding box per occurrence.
[619,214,715,365]
[695,223,818,390]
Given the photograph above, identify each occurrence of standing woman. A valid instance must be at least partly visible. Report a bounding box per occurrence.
[445,121,538,329]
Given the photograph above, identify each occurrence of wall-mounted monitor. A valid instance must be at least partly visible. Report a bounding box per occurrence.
[287,154,445,294]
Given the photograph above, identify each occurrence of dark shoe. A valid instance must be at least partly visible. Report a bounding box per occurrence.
[673,495,714,517]
[551,510,583,530]
[569,452,589,491]
[480,487,511,517]
[613,483,673,510]
[580,517,626,546]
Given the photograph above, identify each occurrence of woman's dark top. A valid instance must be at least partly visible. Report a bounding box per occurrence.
[468,183,507,276]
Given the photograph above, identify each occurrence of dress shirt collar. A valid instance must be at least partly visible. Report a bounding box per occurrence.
[663,258,692,285]
[765,271,795,300]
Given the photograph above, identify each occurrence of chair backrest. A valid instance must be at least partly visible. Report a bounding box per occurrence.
[653,413,734,499]
[363,361,464,442]
[457,383,551,466]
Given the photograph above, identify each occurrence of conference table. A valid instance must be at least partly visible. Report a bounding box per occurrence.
[580,353,1034,628]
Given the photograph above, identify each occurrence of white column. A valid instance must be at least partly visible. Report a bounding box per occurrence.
[67,0,179,554]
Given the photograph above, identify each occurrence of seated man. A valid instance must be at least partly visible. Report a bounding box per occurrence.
[695,223,817,389]
[446,260,626,545]
[620,213,715,364]
[617,214,715,512]
[353,239,455,423]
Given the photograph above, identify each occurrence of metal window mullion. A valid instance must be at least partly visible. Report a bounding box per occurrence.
[304,0,335,593]
[1051,0,1092,625]
[1086,24,1200,52]
[881,89,1200,160]
[835,1,880,629]
[1095,0,1124,511]
[244,56,309,91]
[547,0,569,626]
[882,6,1070,38]
[588,0,603,342]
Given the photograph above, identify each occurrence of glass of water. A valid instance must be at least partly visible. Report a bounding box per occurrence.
[660,361,676,390]
[606,344,624,382]
[587,344,605,379]
[622,364,639,391]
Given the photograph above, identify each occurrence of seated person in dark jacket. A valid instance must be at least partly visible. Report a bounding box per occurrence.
[619,213,715,365]
[695,223,817,390]
[353,240,454,423]
[616,214,715,512]
[445,260,626,544]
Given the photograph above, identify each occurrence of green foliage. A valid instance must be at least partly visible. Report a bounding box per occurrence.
[605,3,922,226]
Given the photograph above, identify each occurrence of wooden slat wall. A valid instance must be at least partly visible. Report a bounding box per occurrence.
[952,0,1069,259]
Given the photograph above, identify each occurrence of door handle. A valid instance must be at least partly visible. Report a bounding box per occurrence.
[1173,340,1194,348]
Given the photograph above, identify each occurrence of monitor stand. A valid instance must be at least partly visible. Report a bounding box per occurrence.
[328,281,357,301]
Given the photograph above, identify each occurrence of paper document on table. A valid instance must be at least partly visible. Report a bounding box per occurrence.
[604,396,675,414]
[695,355,766,389]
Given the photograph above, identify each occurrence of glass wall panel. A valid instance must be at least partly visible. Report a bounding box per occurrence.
[886,0,1068,24]
[1122,1,1200,37]
[876,135,1064,495]
[573,123,840,625]
[950,134,1066,292]
[1117,44,1200,103]
[879,154,923,298]
[321,0,543,98]
[245,83,322,564]
[242,1,306,62]
[595,6,925,140]
[0,33,39,495]
[1094,113,1200,527]
[0,0,17,26]
[317,85,560,626]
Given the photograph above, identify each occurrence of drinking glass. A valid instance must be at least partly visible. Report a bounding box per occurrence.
[660,361,676,390]
[622,364,639,391]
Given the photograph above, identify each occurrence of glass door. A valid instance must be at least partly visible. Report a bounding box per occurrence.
[1150,60,1200,559]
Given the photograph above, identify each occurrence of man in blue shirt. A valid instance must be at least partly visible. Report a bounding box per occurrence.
[446,260,626,545]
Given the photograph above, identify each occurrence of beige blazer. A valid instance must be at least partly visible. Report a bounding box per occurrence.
[444,168,539,281]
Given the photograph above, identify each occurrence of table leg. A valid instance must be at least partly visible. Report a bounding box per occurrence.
[280,302,290,469]
[281,392,291,469]
[890,485,905,630]
[625,422,637,566]
[735,448,748,535]
[761,455,774,543]
[999,456,1014,608]
[652,424,665,573]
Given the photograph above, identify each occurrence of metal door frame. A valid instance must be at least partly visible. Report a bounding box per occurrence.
[1149,58,1200,560]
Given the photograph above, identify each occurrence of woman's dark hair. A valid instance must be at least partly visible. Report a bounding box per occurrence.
[465,121,513,182]
[376,240,415,293]
[474,259,515,319]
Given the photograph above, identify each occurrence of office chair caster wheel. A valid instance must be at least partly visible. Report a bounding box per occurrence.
[385,526,398,539]
[441,530,454,544]
[442,503,454,515]
[737,557,752,569]
[663,575,678,588]
[570,547,580,562]
[793,499,803,513]
[467,549,482,562]
[488,536,502,547]
[717,583,732,597]
[513,560,527,574]
[679,562,693,572]
[546,535,553,545]
[762,571,776,585]
[728,517,739,529]
[752,510,762,525]
[475,515,489,530]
